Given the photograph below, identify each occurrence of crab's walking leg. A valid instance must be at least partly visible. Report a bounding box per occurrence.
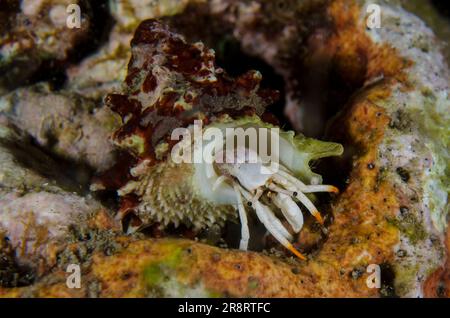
[233,184,250,250]
[252,188,263,202]
[295,191,324,225]
[272,174,325,225]
[271,192,304,233]
[301,185,339,194]
[115,209,127,221]
[212,175,229,191]
[239,187,293,241]
[267,182,293,196]
[252,200,306,260]
[277,169,339,194]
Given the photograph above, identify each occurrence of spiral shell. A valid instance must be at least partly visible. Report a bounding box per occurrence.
[94,20,342,232]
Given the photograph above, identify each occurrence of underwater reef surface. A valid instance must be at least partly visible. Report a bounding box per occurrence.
[0,0,448,298]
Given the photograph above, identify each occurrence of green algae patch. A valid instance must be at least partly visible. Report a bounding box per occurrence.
[386,213,427,245]
[143,246,183,286]
[142,242,218,297]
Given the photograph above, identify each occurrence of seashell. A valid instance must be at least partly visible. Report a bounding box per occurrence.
[93,20,343,258]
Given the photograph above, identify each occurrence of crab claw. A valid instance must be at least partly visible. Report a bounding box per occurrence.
[272,192,304,233]
[252,200,306,260]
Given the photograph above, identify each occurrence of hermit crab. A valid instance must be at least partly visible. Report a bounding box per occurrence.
[93,20,343,259]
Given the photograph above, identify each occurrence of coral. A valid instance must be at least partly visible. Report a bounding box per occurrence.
[0,0,91,92]
[0,238,381,297]
[66,0,205,100]
[0,118,120,282]
[0,83,120,173]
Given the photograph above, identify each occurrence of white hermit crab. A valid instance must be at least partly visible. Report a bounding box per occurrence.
[185,117,342,259]
[115,117,343,259]
[98,20,344,259]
